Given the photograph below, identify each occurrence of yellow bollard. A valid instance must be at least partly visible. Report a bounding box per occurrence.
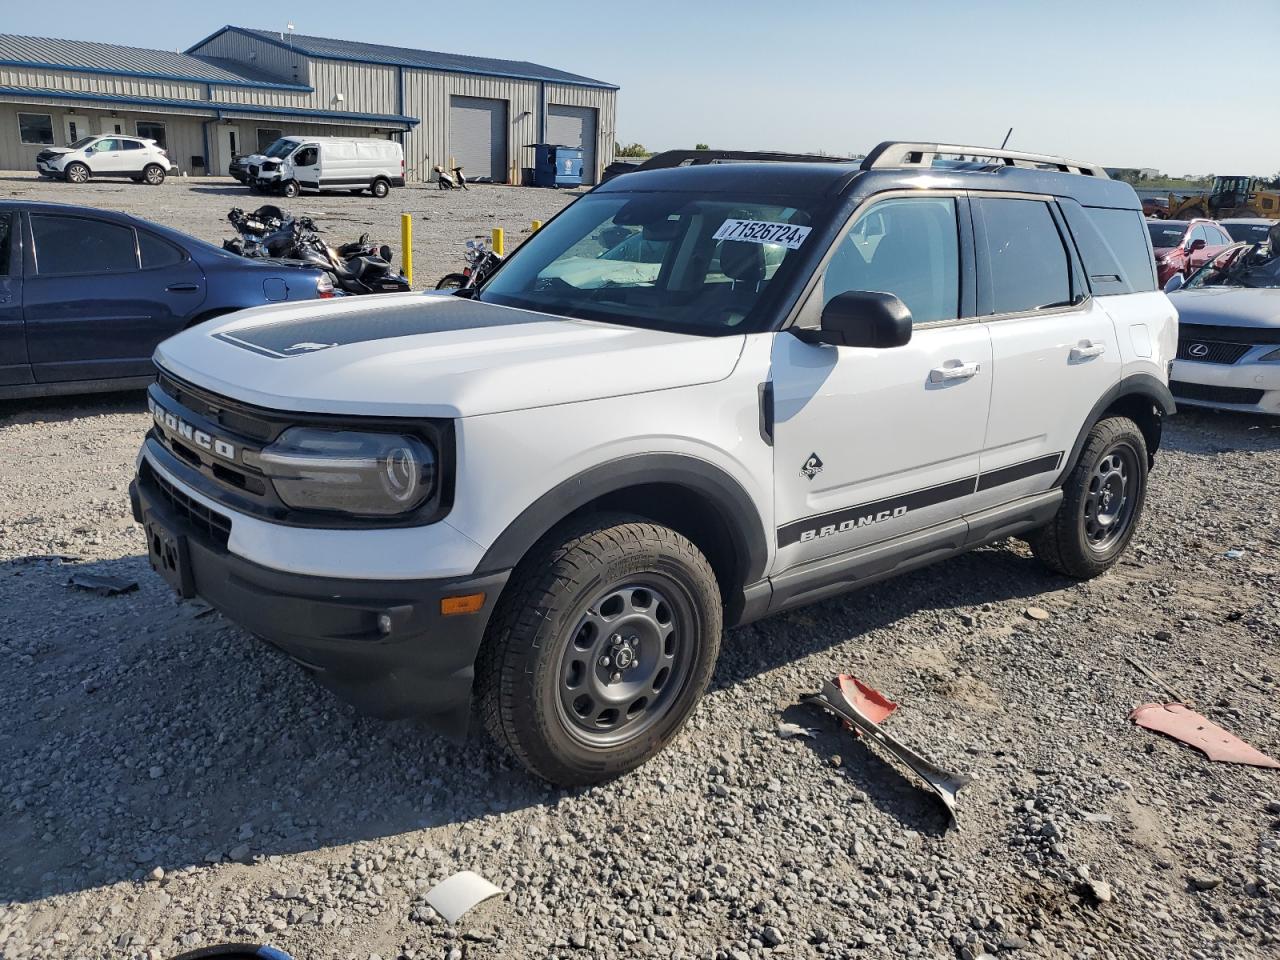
[531,220,542,233]
[400,213,412,288]
[491,227,505,257]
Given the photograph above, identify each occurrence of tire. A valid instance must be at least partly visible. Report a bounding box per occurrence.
[142,164,166,185]
[1028,416,1148,579]
[477,515,723,786]
[1179,206,1206,220]
[435,273,469,290]
[371,179,390,198]
[64,162,90,184]
[282,180,300,198]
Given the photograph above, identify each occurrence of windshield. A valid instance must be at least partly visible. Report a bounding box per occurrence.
[1148,222,1187,248]
[477,192,818,334]
[68,137,97,150]
[1185,242,1280,289]
[1222,222,1274,243]
[263,139,299,159]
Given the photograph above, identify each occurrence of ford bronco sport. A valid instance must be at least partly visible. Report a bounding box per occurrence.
[131,142,1177,785]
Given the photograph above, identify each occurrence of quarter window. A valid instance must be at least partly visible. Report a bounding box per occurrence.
[0,213,12,277]
[139,231,185,268]
[1079,206,1157,292]
[822,196,961,325]
[976,198,1073,314]
[19,113,54,145]
[32,215,138,276]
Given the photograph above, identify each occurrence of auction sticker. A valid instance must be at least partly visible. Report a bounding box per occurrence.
[713,219,811,249]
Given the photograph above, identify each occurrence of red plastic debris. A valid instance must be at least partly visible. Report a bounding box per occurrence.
[1130,702,1280,769]
[836,675,897,734]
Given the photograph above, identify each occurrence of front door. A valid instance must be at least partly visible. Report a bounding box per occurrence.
[218,125,241,175]
[63,114,90,146]
[771,193,993,572]
[22,213,203,382]
[86,137,127,175]
[971,196,1121,503]
[0,210,29,387]
[291,144,321,189]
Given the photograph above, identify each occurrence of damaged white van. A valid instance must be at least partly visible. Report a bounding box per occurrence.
[249,136,405,198]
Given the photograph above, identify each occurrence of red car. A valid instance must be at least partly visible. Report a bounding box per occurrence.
[1147,219,1234,286]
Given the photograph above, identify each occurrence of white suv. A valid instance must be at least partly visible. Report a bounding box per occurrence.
[36,135,173,185]
[130,142,1177,785]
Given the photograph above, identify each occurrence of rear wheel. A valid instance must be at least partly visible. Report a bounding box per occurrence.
[1028,416,1148,579]
[64,162,89,184]
[478,516,722,785]
[142,164,166,185]
[371,178,390,198]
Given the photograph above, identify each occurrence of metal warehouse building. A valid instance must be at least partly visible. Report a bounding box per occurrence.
[0,26,617,183]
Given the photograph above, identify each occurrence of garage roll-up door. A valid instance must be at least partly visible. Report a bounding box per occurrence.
[547,104,597,185]
[448,96,508,182]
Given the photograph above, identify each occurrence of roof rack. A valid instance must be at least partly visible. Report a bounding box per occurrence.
[634,149,856,171]
[860,141,1109,179]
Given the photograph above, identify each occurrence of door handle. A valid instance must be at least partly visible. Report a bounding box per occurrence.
[166,283,200,293]
[929,361,981,383]
[1070,340,1106,362]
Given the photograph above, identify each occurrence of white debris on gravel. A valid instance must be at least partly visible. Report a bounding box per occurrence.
[1,178,1279,960]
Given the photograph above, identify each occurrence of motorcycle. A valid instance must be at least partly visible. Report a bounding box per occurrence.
[434,164,469,190]
[436,236,503,290]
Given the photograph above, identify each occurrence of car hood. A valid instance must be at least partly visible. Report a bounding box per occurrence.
[39,147,71,156]
[1171,287,1280,328]
[154,293,746,418]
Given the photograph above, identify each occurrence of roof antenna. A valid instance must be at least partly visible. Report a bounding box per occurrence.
[999,127,1013,149]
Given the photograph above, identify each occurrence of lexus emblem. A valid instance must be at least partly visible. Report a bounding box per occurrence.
[1189,343,1210,358]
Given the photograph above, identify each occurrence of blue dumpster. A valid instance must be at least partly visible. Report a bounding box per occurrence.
[533,144,584,188]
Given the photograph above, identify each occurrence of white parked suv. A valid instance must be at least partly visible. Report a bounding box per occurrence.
[36,135,174,185]
[130,142,1177,785]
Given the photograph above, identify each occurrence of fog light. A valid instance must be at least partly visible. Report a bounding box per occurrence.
[440,593,485,616]
[377,613,393,635]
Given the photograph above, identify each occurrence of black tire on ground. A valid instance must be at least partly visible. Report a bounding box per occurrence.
[64,162,90,184]
[435,273,469,290]
[477,515,723,786]
[371,178,390,198]
[282,180,300,198]
[143,164,166,185]
[1028,416,1149,579]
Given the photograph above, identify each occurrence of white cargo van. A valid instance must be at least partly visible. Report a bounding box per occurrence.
[250,136,405,198]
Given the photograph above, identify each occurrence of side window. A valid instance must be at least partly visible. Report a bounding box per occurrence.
[31,215,138,276]
[1074,206,1157,293]
[93,138,118,152]
[294,146,319,166]
[822,196,960,325]
[0,213,11,277]
[138,231,185,268]
[976,198,1072,314]
[122,140,144,151]
[1190,225,1210,245]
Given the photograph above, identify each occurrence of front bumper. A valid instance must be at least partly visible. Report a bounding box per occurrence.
[1171,357,1280,416]
[129,461,509,738]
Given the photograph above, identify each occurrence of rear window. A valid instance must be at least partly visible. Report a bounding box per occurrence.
[1082,207,1156,293]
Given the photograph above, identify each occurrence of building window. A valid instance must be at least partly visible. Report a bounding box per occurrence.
[257,128,284,153]
[136,121,167,149]
[19,113,54,145]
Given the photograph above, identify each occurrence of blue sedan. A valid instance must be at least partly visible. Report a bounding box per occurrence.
[0,201,333,400]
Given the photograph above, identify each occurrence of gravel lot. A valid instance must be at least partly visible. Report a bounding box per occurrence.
[0,171,581,288]
[2,175,1280,960]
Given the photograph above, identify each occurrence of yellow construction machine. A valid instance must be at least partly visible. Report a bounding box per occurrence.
[1167,175,1280,220]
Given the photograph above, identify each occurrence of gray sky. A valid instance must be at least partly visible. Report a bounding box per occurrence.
[6,0,1278,175]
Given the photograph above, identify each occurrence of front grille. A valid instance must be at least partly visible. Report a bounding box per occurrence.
[157,373,275,441]
[1178,322,1280,346]
[141,460,232,548]
[36,150,56,162]
[249,164,259,176]
[1171,381,1265,405]
[1176,337,1252,364]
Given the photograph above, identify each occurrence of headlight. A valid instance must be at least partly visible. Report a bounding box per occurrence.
[247,428,437,516]
[1260,347,1280,362]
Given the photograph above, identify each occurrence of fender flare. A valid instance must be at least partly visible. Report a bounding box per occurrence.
[474,453,769,585]
[1054,373,1175,486]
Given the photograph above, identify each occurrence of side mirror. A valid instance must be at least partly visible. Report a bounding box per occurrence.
[794,290,913,348]
[1187,238,1206,253]
[1163,273,1185,294]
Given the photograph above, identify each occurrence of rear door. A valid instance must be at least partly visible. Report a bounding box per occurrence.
[972,195,1122,508]
[0,209,30,387]
[23,213,204,382]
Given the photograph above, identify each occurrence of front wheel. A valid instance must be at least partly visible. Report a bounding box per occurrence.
[478,517,723,786]
[282,180,300,198]
[64,162,90,184]
[435,273,469,290]
[1028,416,1148,579]
[142,164,166,185]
